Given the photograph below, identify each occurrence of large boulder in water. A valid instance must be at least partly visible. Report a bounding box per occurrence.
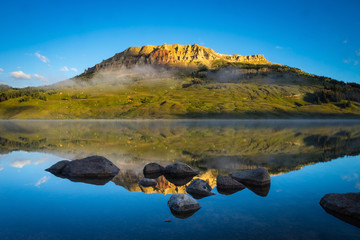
[217,174,245,190]
[139,178,158,187]
[143,163,164,178]
[164,162,200,177]
[320,193,360,228]
[230,168,270,186]
[168,193,201,218]
[186,179,215,198]
[46,155,120,178]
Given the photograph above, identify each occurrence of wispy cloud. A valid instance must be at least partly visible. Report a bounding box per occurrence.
[35,52,50,63]
[275,46,283,49]
[70,67,78,72]
[60,66,69,72]
[11,159,31,168]
[35,176,49,187]
[354,60,359,66]
[356,49,360,57]
[343,40,348,44]
[0,68,3,74]
[10,71,31,80]
[33,74,48,82]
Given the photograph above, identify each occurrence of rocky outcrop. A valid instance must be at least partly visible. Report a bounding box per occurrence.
[320,193,360,228]
[186,179,215,198]
[82,44,270,74]
[46,155,120,178]
[139,178,158,187]
[164,162,200,177]
[230,168,270,186]
[168,193,201,218]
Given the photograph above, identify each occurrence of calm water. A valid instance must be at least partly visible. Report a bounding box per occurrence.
[0,120,359,240]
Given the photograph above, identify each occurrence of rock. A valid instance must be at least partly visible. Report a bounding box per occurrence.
[139,178,158,187]
[186,179,215,198]
[320,193,360,228]
[46,155,120,178]
[164,162,200,177]
[143,162,164,178]
[164,175,194,186]
[45,160,70,174]
[217,174,245,190]
[230,168,270,186]
[167,193,201,218]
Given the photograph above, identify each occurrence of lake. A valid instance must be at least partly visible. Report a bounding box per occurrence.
[0,120,359,239]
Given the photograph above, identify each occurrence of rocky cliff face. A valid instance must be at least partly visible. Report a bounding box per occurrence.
[83,44,270,74]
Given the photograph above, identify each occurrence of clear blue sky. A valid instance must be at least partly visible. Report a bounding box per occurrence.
[0,0,359,87]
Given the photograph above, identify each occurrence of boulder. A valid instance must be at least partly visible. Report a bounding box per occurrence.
[46,155,120,178]
[320,193,360,228]
[186,179,215,198]
[139,178,158,187]
[143,162,164,178]
[217,174,245,190]
[168,193,201,218]
[230,168,270,186]
[164,162,200,177]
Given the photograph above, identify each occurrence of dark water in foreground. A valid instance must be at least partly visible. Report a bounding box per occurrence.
[0,120,359,240]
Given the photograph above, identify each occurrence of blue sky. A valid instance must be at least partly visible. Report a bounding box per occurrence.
[0,0,359,87]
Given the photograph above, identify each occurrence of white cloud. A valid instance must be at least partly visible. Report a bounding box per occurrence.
[60,66,69,72]
[275,46,283,49]
[35,176,49,187]
[0,167,3,171]
[10,71,31,80]
[343,59,351,64]
[11,159,31,168]
[70,67,78,72]
[0,68,3,74]
[33,74,48,82]
[356,50,360,57]
[33,157,48,165]
[35,52,50,63]
[354,61,359,66]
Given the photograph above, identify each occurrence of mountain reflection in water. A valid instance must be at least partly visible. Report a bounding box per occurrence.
[1,120,360,195]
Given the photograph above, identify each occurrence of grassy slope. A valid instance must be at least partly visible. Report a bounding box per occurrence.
[0,75,360,119]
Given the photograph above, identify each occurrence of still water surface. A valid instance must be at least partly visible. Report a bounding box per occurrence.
[0,120,359,239]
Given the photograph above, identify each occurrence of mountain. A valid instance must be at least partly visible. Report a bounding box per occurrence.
[82,44,270,75]
[0,44,360,119]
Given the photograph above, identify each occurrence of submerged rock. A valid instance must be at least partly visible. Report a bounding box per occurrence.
[217,174,245,190]
[230,168,270,186]
[46,155,120,178]
[139,178,158,187]
[186,179,215,198]
[164,174,194,187]
[168,193,201,218]
[246,184,271,197]
[143,163,164,178]
[320,193,360,228]
[164,162,200,177]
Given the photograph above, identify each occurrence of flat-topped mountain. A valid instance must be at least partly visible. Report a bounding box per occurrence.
[0,43,360,119]
[83,44,270,74]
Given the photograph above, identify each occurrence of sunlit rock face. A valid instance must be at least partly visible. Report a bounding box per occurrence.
[84,44,270,74]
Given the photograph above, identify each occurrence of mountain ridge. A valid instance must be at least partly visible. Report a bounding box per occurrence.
[82,44,272,75]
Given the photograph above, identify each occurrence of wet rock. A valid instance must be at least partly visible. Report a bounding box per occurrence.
[139,178,158,187]
[143,163,164,178]
[164,174,194,186]
[46,155,120,178]
[45,160,70,174]
[168,193,201,218]
[217,174,245,190]
[164,162,200,177]
[230,168,270,186]
[186,179,215,198]
[320,193,360,228]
